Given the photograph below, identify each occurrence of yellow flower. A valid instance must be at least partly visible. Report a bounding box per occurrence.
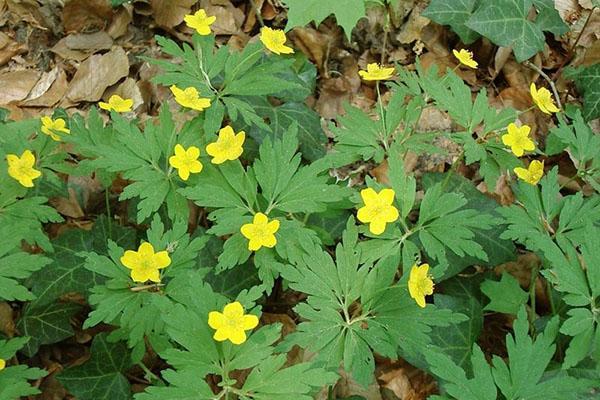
[170,85,211,111]
[358,63,395,81]
[206,125,245,164]
[41,116,70,141]
[6,150,41,188]
[356,188,399,235]
[99,95,134,113]
[514,160,544,185]
[208,301,259,345]
[184,9,216,36]
[240,212,280,251]
[408,263,434,308]
[260,26,294,55]
[0,358,5,370]
[530,83,559,114]
[169,144,203,181]
[501,123,535,157]
[452,49,478,69]
[120,242,171,283]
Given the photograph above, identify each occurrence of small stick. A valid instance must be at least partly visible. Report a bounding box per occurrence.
[524,60,563,111]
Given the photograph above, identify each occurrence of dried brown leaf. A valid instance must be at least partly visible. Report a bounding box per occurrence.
[0,69,40,104]
[63,0,113,33]
[151,0,197,28]
[65,47,130,103]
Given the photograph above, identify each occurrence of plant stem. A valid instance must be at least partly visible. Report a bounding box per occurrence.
[376,82,389,150]
[105,189,112,240]
[250,0,265,27]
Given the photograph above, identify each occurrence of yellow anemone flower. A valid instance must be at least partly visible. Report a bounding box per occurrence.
[206,125,245,164]
[120,242,171,283]
[452,49,478,69]
[170,85,211,111]
[169,144,203,181]
[260,26,294,55]
[99,95,133,113]
[501,123,535,157]
[240,213,280,251]
[514,160,544,185]
[41,116,70,141]
[184,9,216,36]
[358,63,395,81]
[356,188,399,235]
[530,83,559,114]
[6,150,41,188]
[408,263,434,308]
[208,301,259,345]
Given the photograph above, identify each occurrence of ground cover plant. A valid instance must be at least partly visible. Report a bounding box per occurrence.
[0,0,598,399]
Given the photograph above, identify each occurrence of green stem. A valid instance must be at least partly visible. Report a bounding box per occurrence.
[137,361,162,384]
[105,189,112,240]
[376,82,389,151]
[529,265,540,333]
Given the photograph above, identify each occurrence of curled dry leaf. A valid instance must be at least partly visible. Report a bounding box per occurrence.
[150,0,197,29]
[62,0,114,33]
[0,31,27,67]
[200,0,245,35]
[0,69,41,104]
[65,46,130,104]
[52,31,113,61]
[22,69,68,108]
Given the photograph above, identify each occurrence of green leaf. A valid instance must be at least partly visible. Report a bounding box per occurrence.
[18,302,83,357]
[422,0,481,43]
[491,307,593,399]
[466,0,546,62]
[17,217,136,356]
[249,98,327,161]
[0,249,51,301]
[426,344,497,400]
[532,0,569,35]
[481,273,528,314]
[565,64,600,121]
[422,172,516,279]
[283,0,366,40]
[430,293,483,371]
[0,337,47,400]
[417,182,496,266]
[58,333,131,400]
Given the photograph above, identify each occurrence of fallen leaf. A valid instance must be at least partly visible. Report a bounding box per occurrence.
[396,5,430,44]
[52,31,114,61]
[0,31,27,67]
[22,69,68,108]
[200,0,245,35]
[0,70,41,104]
[107,4,133,39]
[62,0,113,33]
[50,188,85,219]
[65,47,130,104]
[0,302,15,337]
[151,0,197,29]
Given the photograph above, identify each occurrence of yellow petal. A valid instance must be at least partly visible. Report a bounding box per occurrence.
[369,220,387,235]
[138,242,155,257]
[260,234,277,248]
[247,238,262,251]
[121,250,139,269]
[378,188,396,205]
[242,314,259,330]
[178,166,191,181]
[223,302,244,318]
[240,223,256,239]
[186,146,200,159]
[228,329,247,345]
[253,212,268,225]
[208,311,224,329]
[266,219,280,234]
[21,150,36,166]
[360,188,378,205]
[213,327,230,341]
[0,358,5,370]
[146,269,161,283]
[381,205,399,223]
[130,268,150,283]
[153,251,171,269]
